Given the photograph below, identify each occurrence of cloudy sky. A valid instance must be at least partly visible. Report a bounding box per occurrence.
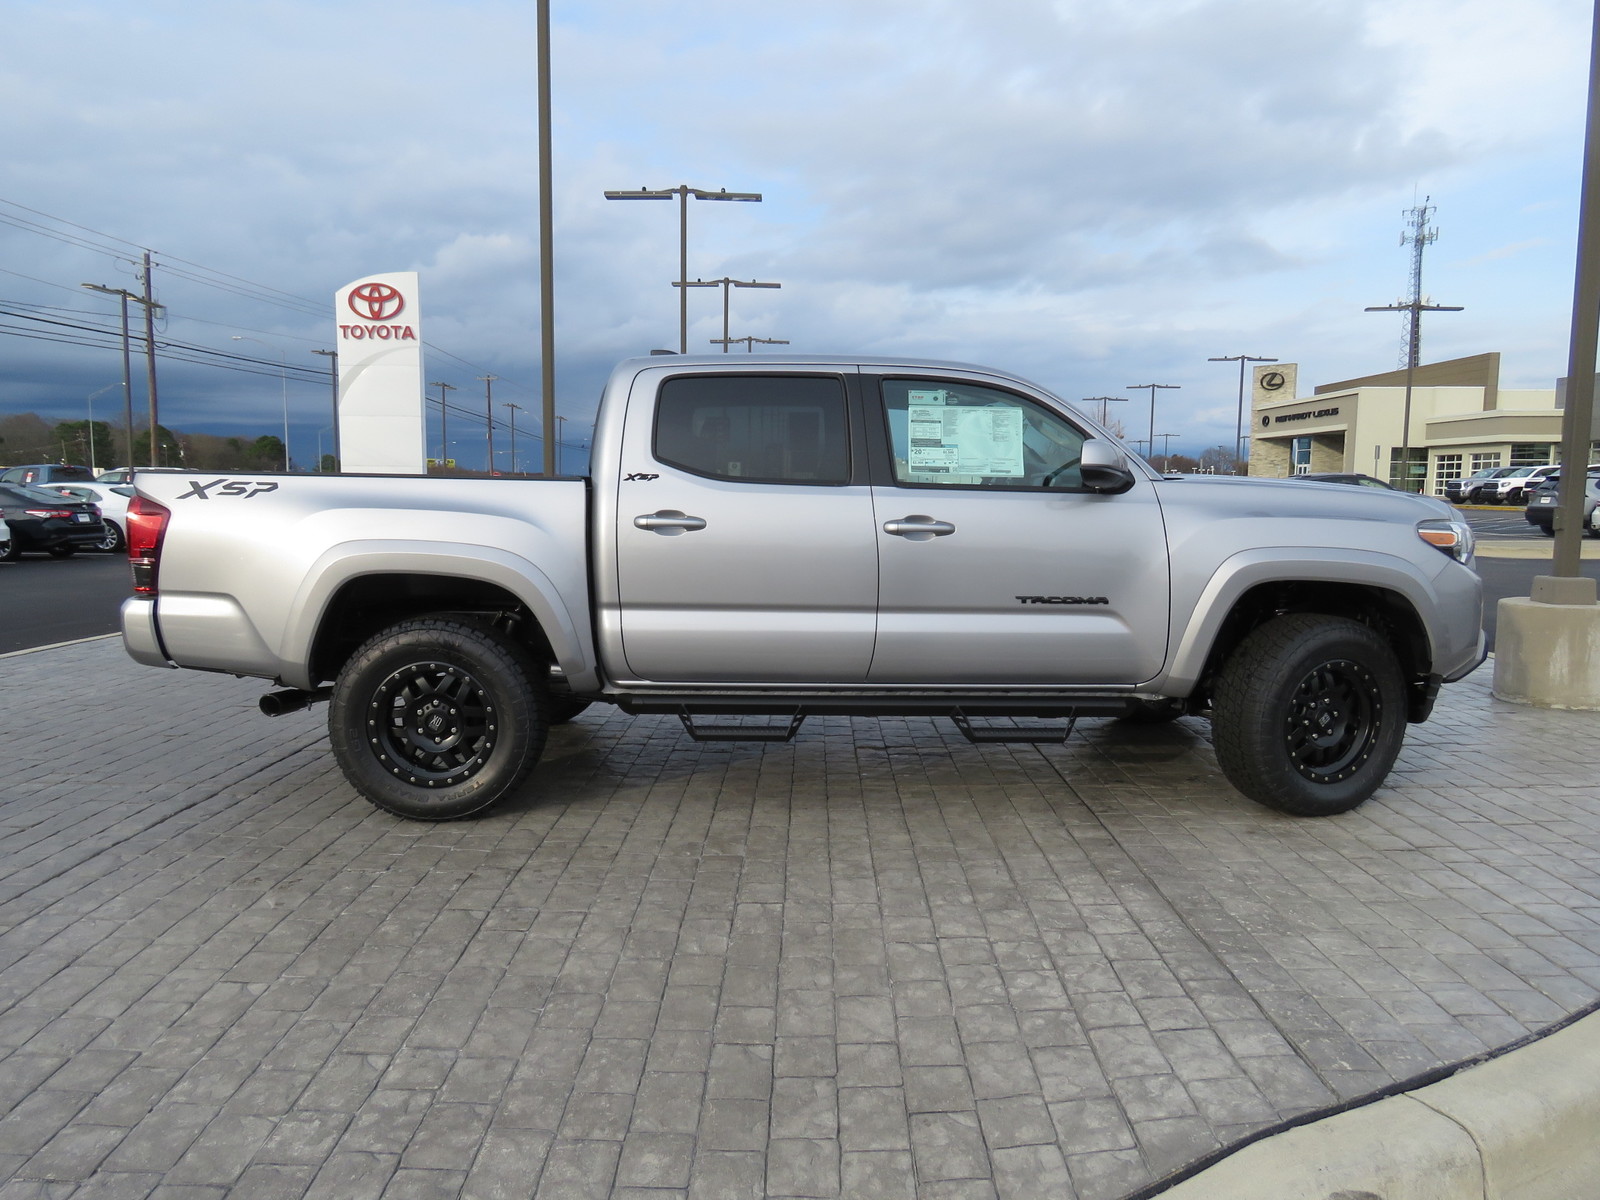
[0,0,1591,469]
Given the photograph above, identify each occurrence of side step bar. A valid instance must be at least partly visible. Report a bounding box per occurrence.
[678,710,806,743]
[950,710,1077,745]
[673,707,1080,746]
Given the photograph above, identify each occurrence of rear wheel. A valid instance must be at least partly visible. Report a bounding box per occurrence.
[1211,614,1406,817]
[328,617,548,820]
[97,522,125,552]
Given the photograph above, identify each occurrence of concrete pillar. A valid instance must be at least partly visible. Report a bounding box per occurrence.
[1492,575,1600,710]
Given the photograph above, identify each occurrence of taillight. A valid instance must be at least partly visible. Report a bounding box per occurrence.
[127,496,170,594]
[23,508,74,519]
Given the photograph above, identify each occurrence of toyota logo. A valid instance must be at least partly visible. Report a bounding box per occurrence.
[348,282,405,321]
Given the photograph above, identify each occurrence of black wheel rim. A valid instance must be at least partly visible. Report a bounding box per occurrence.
[1284,658,1381,784]
[366,660,496,788]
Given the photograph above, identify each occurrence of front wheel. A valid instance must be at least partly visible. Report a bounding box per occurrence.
[1210,614,1406,817]
[328,617,548,820]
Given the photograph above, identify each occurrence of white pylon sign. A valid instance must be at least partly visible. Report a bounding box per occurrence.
[334,272,425,474]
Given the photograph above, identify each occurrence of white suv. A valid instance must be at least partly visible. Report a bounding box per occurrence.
[1486,464,1560,505]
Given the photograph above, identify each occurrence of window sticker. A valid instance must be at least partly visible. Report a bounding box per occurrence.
[906,392,1026,477]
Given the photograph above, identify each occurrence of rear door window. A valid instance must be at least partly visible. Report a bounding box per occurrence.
[653,374,850,485]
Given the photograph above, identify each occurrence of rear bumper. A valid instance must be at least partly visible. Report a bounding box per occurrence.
[120,597,175,669]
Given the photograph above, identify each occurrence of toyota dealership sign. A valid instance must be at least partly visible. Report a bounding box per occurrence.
[335,272,425,473]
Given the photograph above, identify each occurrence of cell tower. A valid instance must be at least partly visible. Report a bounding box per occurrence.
[1398,199,1438,368]
[1365,197,1462,370]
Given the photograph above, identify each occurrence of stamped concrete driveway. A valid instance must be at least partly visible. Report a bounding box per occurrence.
[0,639,1596,1199]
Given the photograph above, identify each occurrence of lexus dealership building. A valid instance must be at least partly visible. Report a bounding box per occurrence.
[1248,353,1599,493]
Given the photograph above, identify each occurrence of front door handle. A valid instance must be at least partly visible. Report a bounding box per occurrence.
[634,509,707,534]
[883,515,956,541]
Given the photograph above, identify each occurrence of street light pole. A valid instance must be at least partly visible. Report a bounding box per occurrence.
[1208,354,1276,474]
[1080,396,1129,427]
[710,336,790,352]
[232,336,290,470]
[1155,432,1179,472]
[1126,383,1179,462]
[85,384,117,474]
[603,184,763,353]
[674,277,782,351]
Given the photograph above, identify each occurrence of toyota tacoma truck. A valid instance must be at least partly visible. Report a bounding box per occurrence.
[121,354,1484,821]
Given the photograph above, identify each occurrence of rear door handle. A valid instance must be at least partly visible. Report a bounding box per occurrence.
[634,510,707,534]
[883,515,955,540]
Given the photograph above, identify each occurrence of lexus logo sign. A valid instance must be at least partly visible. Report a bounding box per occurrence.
[348,282,405,321]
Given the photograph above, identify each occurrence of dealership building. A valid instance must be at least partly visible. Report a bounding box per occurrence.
[1247,353,1600,494]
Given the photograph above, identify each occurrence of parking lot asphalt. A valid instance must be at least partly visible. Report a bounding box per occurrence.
[0,637,1597,1199]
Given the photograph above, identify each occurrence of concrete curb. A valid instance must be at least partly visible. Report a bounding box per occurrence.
[1152,1008,1600,1199]
[1472,538,1600,559]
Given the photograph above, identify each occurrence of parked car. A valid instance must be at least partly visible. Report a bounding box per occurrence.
[40,482,134,551]
[1523,471,1600,537]
[1484,464,1562,505]
[1445,466,1517,504]
[95,467,134,484]
[0,517,10,561]
[1286,472,1396,489]
[1283,472,1454,517]
[0,483,107,559]
[0,464,97,487]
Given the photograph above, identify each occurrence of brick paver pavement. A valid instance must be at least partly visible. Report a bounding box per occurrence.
[0,637,1596,1199]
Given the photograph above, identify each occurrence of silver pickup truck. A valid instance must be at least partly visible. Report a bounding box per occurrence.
[122,355,1484,822]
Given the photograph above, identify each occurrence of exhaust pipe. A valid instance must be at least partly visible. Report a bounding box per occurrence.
[259,687,332,717]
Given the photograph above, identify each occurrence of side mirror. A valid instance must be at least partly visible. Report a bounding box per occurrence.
[1079,438,1136,494]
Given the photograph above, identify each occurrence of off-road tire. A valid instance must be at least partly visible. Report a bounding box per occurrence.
[329,617,548,821]
[1211,614,1405,817]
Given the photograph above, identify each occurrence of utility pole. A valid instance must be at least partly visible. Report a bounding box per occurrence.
[554,414,566,474]
[710,335,790,352]
[81,281,160,468]
[603,184,763,353]
[1366,198,1463,492]
[139,252,162,467]
[1126,383,1179,462]
[311,348,339,469]
[1080,396,1129,427]
[429,381,456,466]
[504,402,525,474]
[1207,355,1276,474]
[479,375,498,473]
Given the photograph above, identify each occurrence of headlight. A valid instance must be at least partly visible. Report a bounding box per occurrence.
[1417,518,1474,564]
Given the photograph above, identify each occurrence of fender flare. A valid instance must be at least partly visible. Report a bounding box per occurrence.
[275,540,598,691]
[1159,547,1443,695]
